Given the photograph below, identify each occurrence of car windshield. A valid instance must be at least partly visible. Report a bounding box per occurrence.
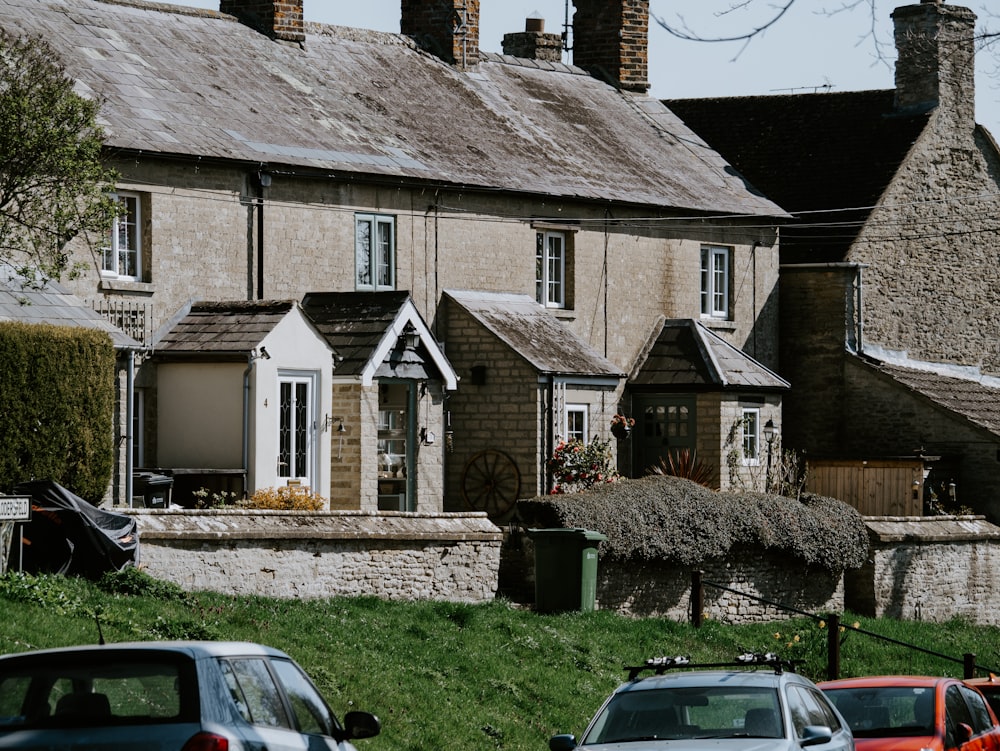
[825,687,935,738]
[582,685,782,744]
[0,652,198,730]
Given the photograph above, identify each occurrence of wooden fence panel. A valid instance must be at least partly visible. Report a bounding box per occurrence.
[807,460,922,516]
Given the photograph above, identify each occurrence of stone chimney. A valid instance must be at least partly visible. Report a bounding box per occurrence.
[892,0,976,131]
[571,0,649,92]
[401,0,480,69]
[221,0,304,42]
[502,15,563,62]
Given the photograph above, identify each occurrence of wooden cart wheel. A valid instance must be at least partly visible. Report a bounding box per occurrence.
[461,450,521,517]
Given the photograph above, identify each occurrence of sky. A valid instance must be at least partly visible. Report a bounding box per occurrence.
[167,0,1000,137]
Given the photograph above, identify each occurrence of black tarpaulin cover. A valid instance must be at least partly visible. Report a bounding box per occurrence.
[12,480,139,577]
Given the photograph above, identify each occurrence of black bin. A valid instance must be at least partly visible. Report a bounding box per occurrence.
[133,472,173,509]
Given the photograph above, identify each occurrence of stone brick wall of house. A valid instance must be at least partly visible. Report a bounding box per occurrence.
[72,161,778,382]
[716,394,783,491]
[415,382,447,512]
[441,301,545,513]
[778,266,856,456]
[841,356,1000,522]
[848,125,1000,376]
[329,382,363,509]
[131,509,502,601]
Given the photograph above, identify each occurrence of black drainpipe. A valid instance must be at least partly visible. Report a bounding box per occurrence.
[255,171,270,299]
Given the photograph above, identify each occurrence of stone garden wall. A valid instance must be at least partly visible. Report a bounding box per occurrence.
[129,509,502,602]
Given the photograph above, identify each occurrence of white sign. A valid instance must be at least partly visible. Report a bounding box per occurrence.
[0,496,30,522]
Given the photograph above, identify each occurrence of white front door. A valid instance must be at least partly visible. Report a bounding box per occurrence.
[277,372,316,490]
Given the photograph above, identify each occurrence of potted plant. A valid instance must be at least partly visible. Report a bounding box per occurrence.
[610,413,635,440]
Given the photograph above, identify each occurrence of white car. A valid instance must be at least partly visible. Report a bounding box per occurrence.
[0,640,381,750]
[550,654,854,751]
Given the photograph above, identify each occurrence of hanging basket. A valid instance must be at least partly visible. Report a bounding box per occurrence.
[611,422,631,440]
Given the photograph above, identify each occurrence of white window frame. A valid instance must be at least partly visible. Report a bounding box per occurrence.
[565,404,588,443]
[742,408,761,466]
[355,213,395,291]
[701,245,730,319]
[536,230,566,308]
[103,191,141,280]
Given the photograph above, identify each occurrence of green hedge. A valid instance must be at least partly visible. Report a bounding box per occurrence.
[0,322,115,502]
[516,475,869,572]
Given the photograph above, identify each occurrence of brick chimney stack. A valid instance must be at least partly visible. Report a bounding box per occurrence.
[502,16,563,62]
[571,0,649,92]
[401,0,480,69]
[221,0,304,42]
[892,0,976,131]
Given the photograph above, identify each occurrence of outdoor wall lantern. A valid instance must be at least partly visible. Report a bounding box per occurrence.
[401,323,420,350]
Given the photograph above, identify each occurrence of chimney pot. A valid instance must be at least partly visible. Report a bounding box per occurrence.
[525,16,544,33]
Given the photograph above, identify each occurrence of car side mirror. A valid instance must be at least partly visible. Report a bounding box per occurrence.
[343,710,381,740]
[549,733,578,751]
[801,725,834,747]
[956,722,975,745]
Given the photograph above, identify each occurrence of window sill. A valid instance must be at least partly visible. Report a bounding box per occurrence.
[549,308,576,322]
[99,278,155,295]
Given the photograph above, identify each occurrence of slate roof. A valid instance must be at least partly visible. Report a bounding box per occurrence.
[865,357,1000,438]
[630,319,789,391]
[665,91,930,263]
[154,299,295,358]
[0,0,784,217]
[445,289,624,379]
[0,265,138,348]
[300,291,410,377]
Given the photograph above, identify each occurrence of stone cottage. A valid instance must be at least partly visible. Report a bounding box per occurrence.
[0,0,788,515]
[667,0,1000,522]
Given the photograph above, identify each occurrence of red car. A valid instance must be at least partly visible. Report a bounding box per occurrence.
[819,676,1000,751]
[965,677,1000,722]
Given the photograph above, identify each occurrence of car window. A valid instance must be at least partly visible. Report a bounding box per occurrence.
[270,657,334,736]
[222,658,292,730]
[946,684,976,748]
[787,685,838,737]
[792,686,842,733]
[827,687,934,738]
[959,686,994,735]
[582,685,781,744]
[0,654,194,729]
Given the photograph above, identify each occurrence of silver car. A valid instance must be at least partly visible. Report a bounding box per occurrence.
[550,655,854,751]
[0,640,380,750]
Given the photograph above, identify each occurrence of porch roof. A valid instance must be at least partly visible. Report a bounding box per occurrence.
[153,299,296,359]
[444,289,624,379]
[0,265,139,349]
[629,319,789,391]
[301,291,457,389]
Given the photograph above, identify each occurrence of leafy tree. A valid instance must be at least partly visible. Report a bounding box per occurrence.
[0,30,117,282]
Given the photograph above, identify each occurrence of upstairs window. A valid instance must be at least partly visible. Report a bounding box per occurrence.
[536,230,565,308]
[103,192,141,280]
[356,214,395,291]
[700,245,730,319]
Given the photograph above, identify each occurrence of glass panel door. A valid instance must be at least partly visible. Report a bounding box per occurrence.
[634,395,696,476]
[278,374,314,489]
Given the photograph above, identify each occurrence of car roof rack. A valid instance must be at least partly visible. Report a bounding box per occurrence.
[625,652,800,681]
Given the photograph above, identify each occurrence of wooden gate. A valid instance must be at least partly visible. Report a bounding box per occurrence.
[806,459,923,516]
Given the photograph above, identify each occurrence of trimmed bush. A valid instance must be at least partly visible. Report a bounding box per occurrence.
[0,322,114,502]
[247,485,326,511]
[516,474,869,572]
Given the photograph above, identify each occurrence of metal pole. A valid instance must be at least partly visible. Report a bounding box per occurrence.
[827,613,841,680]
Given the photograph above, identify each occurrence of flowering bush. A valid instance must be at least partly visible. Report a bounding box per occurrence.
[547,437,622,494]
[247,485,326,511]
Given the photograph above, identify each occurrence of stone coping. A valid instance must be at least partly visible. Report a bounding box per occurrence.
[126,509,503,542]
[864,515,1000,543]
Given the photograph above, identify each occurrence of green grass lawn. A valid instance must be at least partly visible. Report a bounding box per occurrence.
[1,570,998,751]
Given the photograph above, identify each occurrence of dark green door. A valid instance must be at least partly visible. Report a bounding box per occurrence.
[634,396,696,476]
